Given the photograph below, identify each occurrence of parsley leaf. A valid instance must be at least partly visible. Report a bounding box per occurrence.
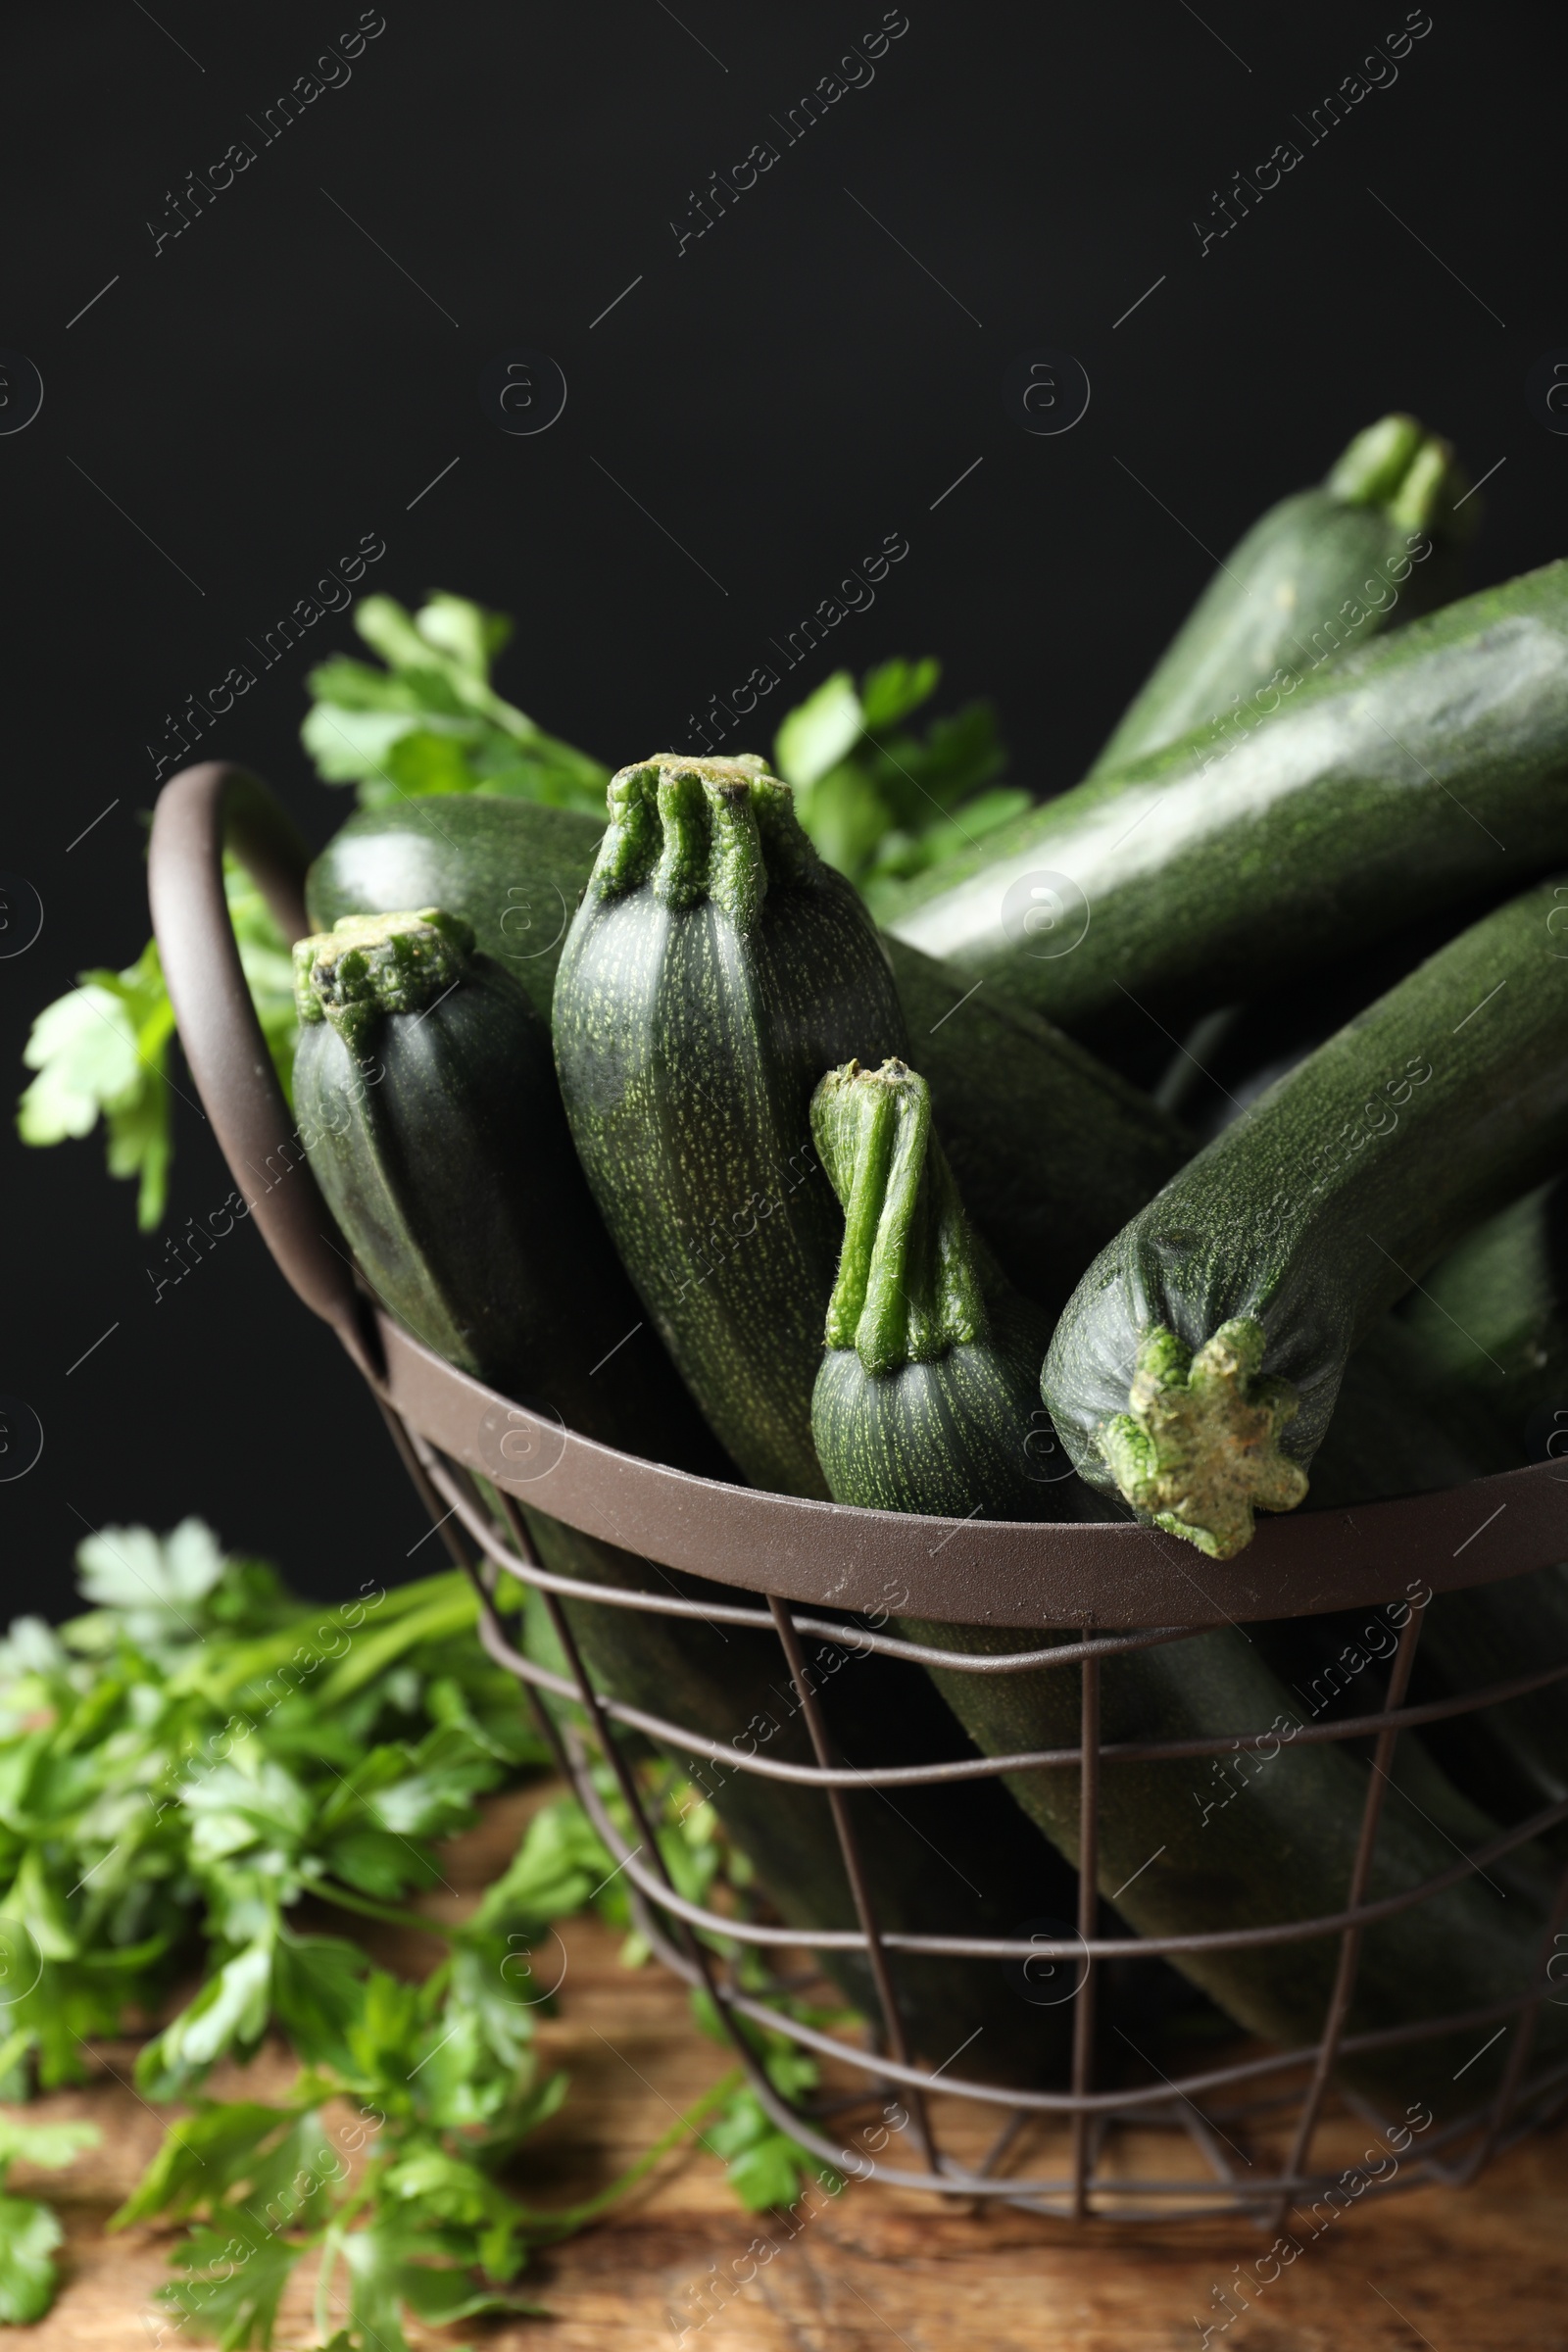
[770,659,1017,902]
[16,862,294,1231]
[0,2117,100,2322]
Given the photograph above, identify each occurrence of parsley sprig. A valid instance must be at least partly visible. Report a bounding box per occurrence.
[17,593,1012,1228]
[0,1524,824,2339]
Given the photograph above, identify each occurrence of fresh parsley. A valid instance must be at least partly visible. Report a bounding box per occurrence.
[0,1524,821,2340]
[16,592,1015,1224]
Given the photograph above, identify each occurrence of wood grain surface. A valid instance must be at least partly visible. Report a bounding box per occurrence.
[11,1788,1567,2352]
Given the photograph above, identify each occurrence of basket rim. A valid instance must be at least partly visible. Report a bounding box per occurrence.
[147,758,1568,1629]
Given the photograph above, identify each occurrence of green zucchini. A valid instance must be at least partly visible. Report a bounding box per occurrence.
[291,908,682,1449]
[306,797,602,1023]
[809,1056,1562,2109]
[883,938,1188,1314]
[308,793,1191,1321]
[523,1512,1083,2081]
[291,908,1074,2073]
[1043,876,1568,1557]
[1392,1177,1568,1463]
[1375,1181,1568,1836]
[810,1057,1060,1519]
[883,561,1568,1058]
[1250,1325,1568,1886]
[1091,414,1472,778]
[1301,1312,1568,1857]
[550,754,919,1495]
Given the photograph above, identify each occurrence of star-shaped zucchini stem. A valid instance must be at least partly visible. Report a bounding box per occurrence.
[1098,1318,1308,1559]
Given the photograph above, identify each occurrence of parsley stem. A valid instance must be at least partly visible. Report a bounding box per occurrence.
[0,2024,35,2081]
[513,2066,744,2239]
[309,1882,458,1937]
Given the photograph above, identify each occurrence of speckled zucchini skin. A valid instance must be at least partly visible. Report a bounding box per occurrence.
[884,562,1568,1055]
[1090,413,1472,777]
[808,1058,1064,1519]
[551,757,911,1495]
[1307,1310,1568,1860]
[1043,877,1568,1557]
[883,938,1188,1314]
[294,909,1069,2071]
[291,910,678,1448]
[306,798,599,1023]
[808,1059,1555,2110]
[308,795,1191,1322]
[1393,1177,1568,1461]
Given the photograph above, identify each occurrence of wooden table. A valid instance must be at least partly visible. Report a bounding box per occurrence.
[13,1791,1568,2352]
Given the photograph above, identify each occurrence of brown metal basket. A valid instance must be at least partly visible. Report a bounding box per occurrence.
[147,760,1568,2222]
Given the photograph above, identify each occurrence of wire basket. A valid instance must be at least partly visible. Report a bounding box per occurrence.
[147,760,1568,2223]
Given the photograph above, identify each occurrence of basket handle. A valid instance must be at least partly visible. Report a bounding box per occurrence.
[147,760,378,1377]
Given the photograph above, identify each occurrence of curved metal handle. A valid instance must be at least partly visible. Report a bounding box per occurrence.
[147,760,377,1375]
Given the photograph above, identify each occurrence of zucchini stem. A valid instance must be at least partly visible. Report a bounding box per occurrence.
[812,1058,987,1375]
[293,906,475,1048]
[1099,1319,1307,1559]
[591,753,815,920]
[1323,412,1470,534]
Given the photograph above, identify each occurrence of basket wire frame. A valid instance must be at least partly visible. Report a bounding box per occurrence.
[401,1420,1568,2220]
[144,759,1568,2224]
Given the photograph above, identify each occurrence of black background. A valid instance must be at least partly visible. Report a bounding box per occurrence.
[3,0,1562,1621]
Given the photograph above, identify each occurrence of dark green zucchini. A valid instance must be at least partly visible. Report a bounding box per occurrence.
[1376,1179,1568,1834]
[808,1056,1562,2109]
[308,793,1191,1322]
[293,908,1073,2074]
[1043,876,1568,1557]
[1092,413,1472,777]
[525,1511,1085,2082]
[1392,1177,1568,1464]
[810,1056,1060,1519]
[306,797,602,1022]
[1250,1323,1568,1886]
[552,755,914,1496]
[883,937,1188,1315]
[291,907,681,1448]
[883,561,1568,1059]
[1298,1313,1568,1860]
